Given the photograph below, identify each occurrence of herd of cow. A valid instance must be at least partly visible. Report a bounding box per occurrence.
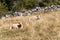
[1,5,60,19]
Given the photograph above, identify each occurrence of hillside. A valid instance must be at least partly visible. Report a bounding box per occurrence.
[0,11,60,40]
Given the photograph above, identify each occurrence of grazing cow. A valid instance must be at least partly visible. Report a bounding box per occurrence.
[36,16,40,20]
[29,15,40,21]
[10,22,23,30]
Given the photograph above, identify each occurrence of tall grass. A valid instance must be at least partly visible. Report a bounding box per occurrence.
[0,11,60,40]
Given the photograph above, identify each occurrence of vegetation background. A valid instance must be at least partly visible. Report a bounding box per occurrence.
[0,0,60,17]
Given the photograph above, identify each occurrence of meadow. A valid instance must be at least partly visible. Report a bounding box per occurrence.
[0,11,60,40]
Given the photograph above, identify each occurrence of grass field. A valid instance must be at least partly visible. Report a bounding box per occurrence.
[0,11,60,40]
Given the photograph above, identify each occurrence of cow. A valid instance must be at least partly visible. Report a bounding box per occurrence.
[10,22,23,30]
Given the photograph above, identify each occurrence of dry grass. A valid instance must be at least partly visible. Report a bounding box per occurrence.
[0,11,60,40]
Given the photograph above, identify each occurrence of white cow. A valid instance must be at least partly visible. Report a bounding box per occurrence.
[29,15,40,21]
[10,22,23,30]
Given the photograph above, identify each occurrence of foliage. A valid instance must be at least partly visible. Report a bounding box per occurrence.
[0,0,60,16]
[0,3,9,17]
[39,0,60,6]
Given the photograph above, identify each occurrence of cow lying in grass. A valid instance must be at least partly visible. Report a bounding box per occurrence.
[10,22,23,30]
[29,15,40,21]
